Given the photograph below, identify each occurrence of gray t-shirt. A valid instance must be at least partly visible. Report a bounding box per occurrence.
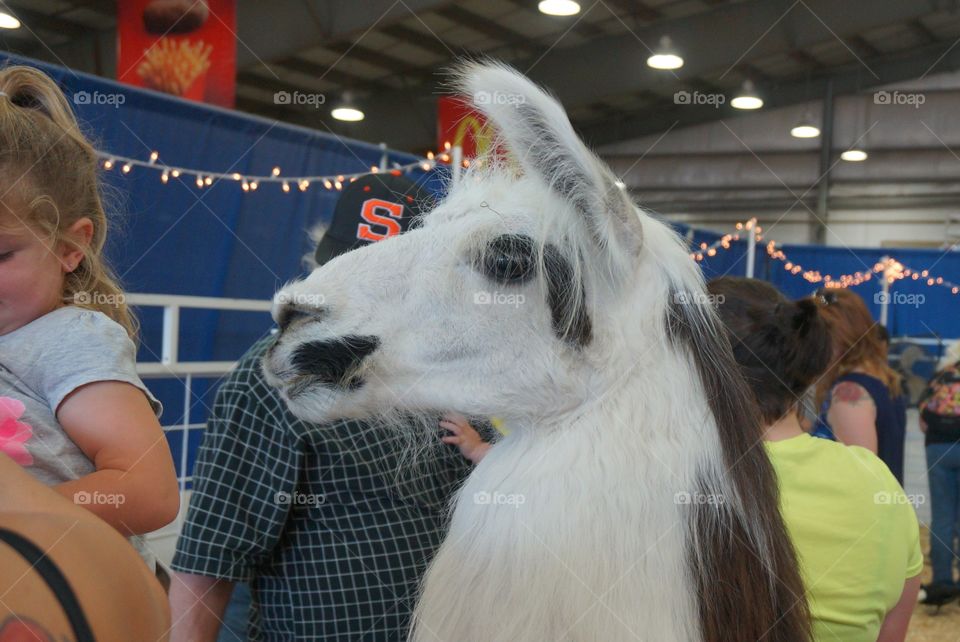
[0,305,162,480]
[0,306,162,566]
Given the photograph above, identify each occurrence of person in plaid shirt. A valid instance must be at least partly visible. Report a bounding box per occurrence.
[168,175,481,641]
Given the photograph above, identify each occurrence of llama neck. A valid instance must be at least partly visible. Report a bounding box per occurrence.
[411,361,717,642]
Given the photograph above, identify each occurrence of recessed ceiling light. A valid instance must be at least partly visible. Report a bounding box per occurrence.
[538,0,580,16]
[331,106,364,122]
[0,11,21,29]
[647,36,683,70]
[731,80,763,110]
[840,149,867,162]
[647,54,683,70]
[790,124,820,138]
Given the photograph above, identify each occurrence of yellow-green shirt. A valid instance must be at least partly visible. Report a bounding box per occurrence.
[765,433,923,642]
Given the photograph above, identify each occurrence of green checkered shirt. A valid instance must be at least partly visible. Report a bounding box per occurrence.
[172,335,476,640]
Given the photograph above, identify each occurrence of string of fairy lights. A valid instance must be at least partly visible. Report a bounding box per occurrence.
[95,145,956,296]
[691,219,960,296]
[94,142,471,193]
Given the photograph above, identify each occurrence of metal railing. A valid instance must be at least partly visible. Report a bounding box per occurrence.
[126,293,273,490]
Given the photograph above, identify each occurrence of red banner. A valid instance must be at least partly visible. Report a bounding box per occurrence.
[437,96,494,159]
[117,0,236,107]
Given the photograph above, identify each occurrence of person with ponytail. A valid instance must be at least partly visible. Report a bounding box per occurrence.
[708,277,921,642]
[812,288,908,483]
[0,65,179,569]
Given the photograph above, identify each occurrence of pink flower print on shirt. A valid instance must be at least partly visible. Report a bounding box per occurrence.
[0,396,33,466]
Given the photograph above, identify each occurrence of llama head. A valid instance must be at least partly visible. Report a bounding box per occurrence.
[263,61,709,426]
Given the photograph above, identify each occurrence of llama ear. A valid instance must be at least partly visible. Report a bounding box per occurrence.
[455,61,642,274]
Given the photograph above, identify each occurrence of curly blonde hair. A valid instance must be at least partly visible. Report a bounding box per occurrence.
[0,65,135,339]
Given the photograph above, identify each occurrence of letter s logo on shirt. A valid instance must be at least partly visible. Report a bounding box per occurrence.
[357,199,404,242]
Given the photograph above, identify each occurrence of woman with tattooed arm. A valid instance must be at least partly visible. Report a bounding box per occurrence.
[814,289,908,485]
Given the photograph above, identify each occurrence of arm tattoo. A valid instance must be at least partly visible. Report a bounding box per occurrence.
[833,381,871,406]
[0,616,56,642]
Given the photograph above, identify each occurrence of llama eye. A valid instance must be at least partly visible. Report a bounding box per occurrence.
[480,235,535,284]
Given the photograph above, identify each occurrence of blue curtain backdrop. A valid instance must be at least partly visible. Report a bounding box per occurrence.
[670,220,959,342]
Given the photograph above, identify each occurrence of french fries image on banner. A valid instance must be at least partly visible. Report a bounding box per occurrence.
[137,38,212,96]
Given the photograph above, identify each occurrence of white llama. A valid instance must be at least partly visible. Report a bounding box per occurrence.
[263,62,810,642]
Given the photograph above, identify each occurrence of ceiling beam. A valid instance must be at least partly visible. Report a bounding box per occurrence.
[435,5,543,56]
[321,40,428,77]
[789,49,826,71]
[60,0,115,16]
[235,0,453,69]
[264,56,377,91]
[379,23,457,58]
[602,0,661,24]
[846,35,881,59]
[910,19,938,44]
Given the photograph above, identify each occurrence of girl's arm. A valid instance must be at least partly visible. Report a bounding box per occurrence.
[826,381,878,453]
[54,380,180,535]
[876,574,921,642]
[440,412,492,464]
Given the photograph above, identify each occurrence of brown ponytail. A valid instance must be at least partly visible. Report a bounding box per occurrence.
[707,277,833,424]
[0,65,136,339]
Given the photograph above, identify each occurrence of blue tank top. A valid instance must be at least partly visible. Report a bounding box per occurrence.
[816,373,907,485]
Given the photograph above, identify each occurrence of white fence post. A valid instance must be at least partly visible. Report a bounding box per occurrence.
[880,255,891,326]
[162,305,180,366]
[745,217,757,278]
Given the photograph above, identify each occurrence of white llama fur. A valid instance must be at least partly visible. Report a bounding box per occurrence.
[263,62,780,641]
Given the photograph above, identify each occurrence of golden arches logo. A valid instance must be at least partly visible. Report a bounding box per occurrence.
[453,114,493,156]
